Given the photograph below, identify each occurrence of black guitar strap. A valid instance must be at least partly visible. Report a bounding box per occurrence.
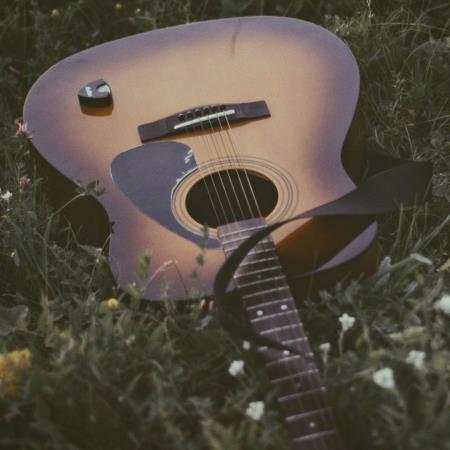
[212,154,433,353]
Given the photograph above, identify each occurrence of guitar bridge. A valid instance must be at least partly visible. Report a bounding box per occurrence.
[138,100,270,142]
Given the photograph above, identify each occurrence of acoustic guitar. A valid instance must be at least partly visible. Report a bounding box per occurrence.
[24,16,389,450]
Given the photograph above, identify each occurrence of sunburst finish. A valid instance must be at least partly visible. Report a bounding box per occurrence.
[24,16,377,300]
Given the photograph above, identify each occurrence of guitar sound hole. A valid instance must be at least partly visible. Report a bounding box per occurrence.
[185,169,278,228]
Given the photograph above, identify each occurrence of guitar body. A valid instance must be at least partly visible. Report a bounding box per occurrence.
[24,16,377,301]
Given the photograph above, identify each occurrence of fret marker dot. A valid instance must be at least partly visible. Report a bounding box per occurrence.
[283,350,290,356]
[256,310,264,316]
[280,305,288,311]
[309,421,316,429]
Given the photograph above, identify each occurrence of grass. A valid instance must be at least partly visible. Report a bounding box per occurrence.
[0,0,449,449]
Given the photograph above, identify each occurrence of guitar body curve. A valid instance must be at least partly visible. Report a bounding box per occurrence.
[24,16,377,300]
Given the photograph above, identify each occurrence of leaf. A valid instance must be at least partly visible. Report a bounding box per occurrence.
[410,253,433,266]
[195,314,214,331]
[11,249,20,267]
[74,179,106,196]
[0,305,29,336]
[437,258,450,273]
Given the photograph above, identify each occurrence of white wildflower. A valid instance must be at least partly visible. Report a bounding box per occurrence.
[228,360,244,377]
[319,290,333,301]
[245,401,265,421]
[1,191,13,201]
[406,350,426,369]
[339,313,355,332]
[319,342,330,353]
[410,253,433,266]
[378,255,392,271]
[319,342,331,365]
[242,340,251,351]
[373,367,395,390]
[434,294,450,316]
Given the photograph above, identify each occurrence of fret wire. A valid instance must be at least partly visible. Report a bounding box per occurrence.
[238,256,278,267]
[271,361,320,387]
[223,237,273,249]
[242,286,290,299]
[265,352,314,368]
[221,234,272,246]
[258,336,308,352]
[271,369,320,384]
[259,322,304,336]
[280,386,326,403]
[246,297,295,310]
[225,245,276,255]
[293,429,338,444]
[266,362,322,392]
[238,274,286,288]
[234,265,282,278]
[249,309,298,323]
[217,223,266,239]
[285,407,332,423]
[223,241,274,250]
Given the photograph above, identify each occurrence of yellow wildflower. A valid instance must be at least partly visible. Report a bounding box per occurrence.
[106,298,119,310]
[0,349,32,396]
[50,9,60,17]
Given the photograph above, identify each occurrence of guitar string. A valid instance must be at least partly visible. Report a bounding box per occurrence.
[199,116,238,225]
[203,108,246,222]
[185,119,228,228]
[222,112,262,217]
[189,104,332,449]
[208,113,317,448]
[213,109,259,219]
[201,110,289,389]
[213,115,310,429]
[194,108,338,448]
[200,105,261,227]
[219,112,331,450]
[203,100,338,447]
[187,110,255,233]
[183,105,258,256]
[206,112,298,415]
[193,111,287,408]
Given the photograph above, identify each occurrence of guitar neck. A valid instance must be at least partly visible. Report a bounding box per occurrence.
[217,217,344,450]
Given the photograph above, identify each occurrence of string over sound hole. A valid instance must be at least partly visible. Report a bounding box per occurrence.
[185,169,278,228]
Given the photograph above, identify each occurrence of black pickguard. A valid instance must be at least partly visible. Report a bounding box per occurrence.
[111,141,220,248]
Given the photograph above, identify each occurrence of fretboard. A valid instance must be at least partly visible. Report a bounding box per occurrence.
[217,217,344,450]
